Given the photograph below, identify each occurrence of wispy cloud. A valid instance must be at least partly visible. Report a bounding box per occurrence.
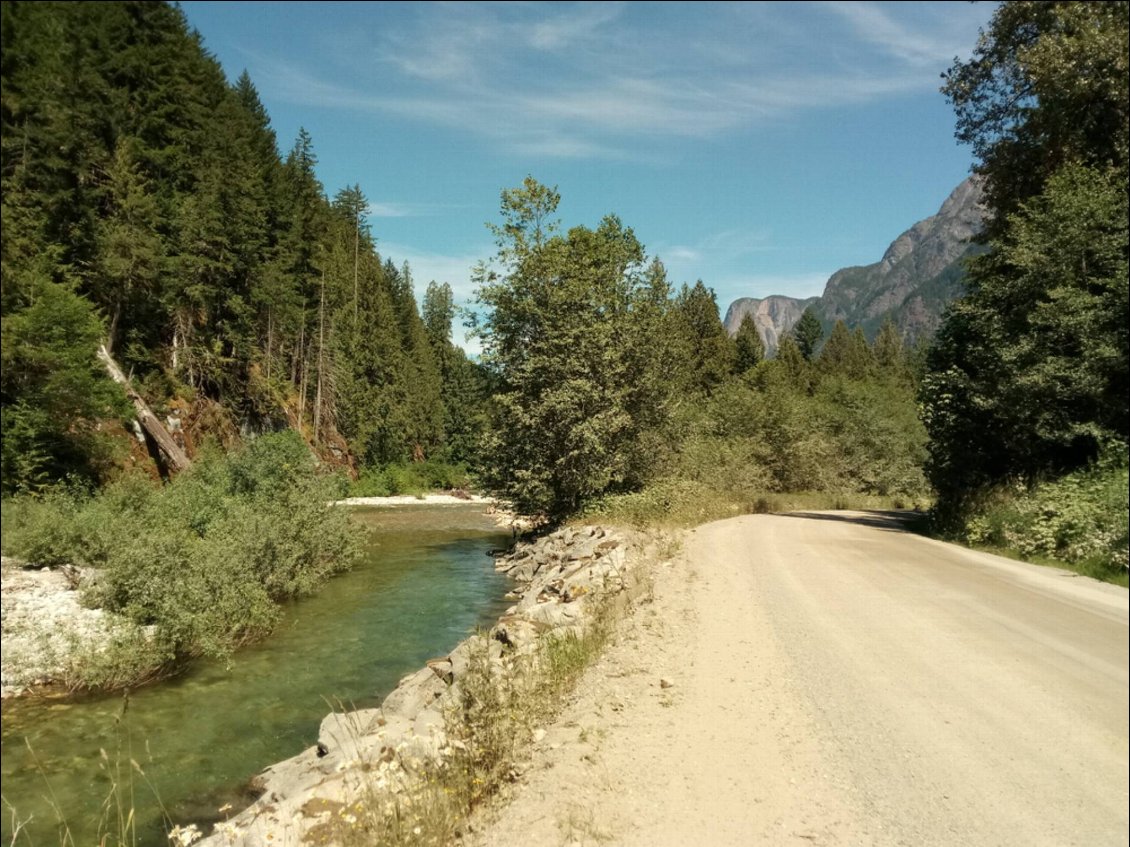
[657,227,776,282]
[664,246,701,263]
[379,241,484,300]
[527,3,625,50]
[821,1,982,68]
[246,2,991,159]
[366,201,465,218]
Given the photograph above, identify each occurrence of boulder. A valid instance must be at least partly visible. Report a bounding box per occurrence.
[317,708,382,761]
[381,666,446,721]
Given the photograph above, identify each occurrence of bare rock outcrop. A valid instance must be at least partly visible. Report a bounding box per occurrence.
[722,175,986,351]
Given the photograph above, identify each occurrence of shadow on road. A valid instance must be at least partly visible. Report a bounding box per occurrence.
[776,510,927,534]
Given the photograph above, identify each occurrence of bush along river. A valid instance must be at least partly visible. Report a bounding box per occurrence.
[0,504,513,847]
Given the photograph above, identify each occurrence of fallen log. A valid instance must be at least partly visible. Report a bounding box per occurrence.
[97,343,192,473]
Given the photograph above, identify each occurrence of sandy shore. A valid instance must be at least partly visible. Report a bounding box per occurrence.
[334,493,494,507]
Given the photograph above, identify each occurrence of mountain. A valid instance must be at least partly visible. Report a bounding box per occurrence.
[721,295,820,357]
[722,176,985,354]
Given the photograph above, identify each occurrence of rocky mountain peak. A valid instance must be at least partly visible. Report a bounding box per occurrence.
[722,175,985,354]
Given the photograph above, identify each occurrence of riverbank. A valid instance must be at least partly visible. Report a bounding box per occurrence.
[0,556,138,699]
[335,493,493,507]
[193,523,659,847]
[0,493,517,700]
[336,493,538,535]
[2,503,516,847]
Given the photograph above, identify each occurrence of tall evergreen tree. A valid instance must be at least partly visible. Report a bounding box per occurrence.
[733,314,765,375]
[872,317,907,377]
[791,308,823,361]
[672,280,734,393]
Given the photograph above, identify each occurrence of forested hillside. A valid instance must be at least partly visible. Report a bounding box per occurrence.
[0,1,482,493]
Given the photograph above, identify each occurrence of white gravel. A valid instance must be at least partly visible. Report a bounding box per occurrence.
[1,557,117,697]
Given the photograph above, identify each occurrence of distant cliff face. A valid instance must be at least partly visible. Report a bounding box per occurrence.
[722,176,985,353]
[722,295,819,357]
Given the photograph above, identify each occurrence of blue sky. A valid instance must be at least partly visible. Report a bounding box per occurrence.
[180,0,997,350]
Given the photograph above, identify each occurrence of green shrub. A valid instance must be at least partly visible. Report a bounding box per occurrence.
[352,466,393,497]
[956,452,1128,583]
[0,486,88,567]
[350,460,473,498]
[2,431,363,687]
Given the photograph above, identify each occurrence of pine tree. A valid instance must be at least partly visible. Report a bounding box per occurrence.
[791,308,823,361]
[672,280,734,393]
[333,184,369,324]
[733,314,765,375]
[817,320,854,374]
[872,317,907,376]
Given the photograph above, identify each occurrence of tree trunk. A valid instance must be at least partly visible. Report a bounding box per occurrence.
[314,270,325,444]
[97,344,192,473]
[266,306,273,382]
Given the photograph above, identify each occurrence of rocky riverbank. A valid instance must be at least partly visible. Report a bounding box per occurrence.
[0,557,129,698]
[0,496,528,700]
[196,524,649,847]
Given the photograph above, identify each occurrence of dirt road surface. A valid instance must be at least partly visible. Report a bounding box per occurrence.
[472,511,1129,847]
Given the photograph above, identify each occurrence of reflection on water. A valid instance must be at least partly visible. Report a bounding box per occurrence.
[1,504,511,846]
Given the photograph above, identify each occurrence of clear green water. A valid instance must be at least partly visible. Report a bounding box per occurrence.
[1,504,512,846]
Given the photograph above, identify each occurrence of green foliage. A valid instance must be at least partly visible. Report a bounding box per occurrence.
[733,314,765,374]
[791,307,824,361]
[0,277,128,492]
[942,1,1129,238]
[956,452,1128,583]
[873,317,910,381]
[671,281,735,392]
[817,322,876,380]
[923,162,1129,504]
[587,356,930,527]
[476,180,676,518]
[0,484,91,568]
[2,1,463,491]
[1,432,362,686]
[351,460,472,497]
[422,280,455,349]
[926,3,1129,535]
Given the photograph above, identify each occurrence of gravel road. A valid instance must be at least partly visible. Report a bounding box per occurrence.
[473,511,1129,846]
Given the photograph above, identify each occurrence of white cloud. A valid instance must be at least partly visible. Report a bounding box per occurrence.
[379,241,484,302]
[248,2,992,159]
[821,1,985,68]
[527,3,625,50]
[664,246,701,263]
[366,201,461,218]
[656,227,776,286]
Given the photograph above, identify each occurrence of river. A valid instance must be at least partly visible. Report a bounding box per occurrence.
[0,503,512,846]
